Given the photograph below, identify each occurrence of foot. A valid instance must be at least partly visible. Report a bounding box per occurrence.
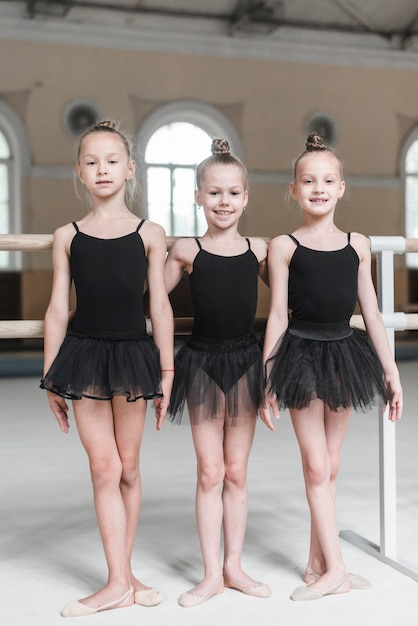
[178,576,224,608]
[61,586,133,617]
[291,574,350,602]
[223,566,271,598]
[305,568,371,590]
[131,575,162,606]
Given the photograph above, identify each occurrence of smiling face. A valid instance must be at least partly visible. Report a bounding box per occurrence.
[76,131,135,201]
[195,163,248,230]
[289,151,345,217]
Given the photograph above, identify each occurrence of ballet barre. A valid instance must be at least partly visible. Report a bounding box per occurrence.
[1,233,418,581]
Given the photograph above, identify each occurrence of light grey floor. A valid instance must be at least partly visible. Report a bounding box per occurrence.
[1,361,418,626]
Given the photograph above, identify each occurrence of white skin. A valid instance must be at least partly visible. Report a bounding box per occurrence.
[43,130,174,609]
[165,162,269,598]
[261,151,402,594]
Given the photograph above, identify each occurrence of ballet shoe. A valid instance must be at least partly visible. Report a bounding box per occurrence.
[224,577,272,598]
[290,575,349,601]
[178,579,224,608]
[61,586,133,617]
[305,567,371,590]
[134,587,162,607]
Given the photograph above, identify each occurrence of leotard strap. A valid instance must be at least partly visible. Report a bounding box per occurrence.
[136,219,145,233]
[347,232,351,243]
[288,234,299,246]
[72,221,79,233]
[245,237,251,250]
[194,237,202,251]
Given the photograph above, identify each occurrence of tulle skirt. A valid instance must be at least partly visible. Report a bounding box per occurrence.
[266,320,391,412]
[40,331,162,402]
[169,334,263,425]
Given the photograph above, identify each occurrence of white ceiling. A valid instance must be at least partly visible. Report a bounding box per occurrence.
[2,1,418,69]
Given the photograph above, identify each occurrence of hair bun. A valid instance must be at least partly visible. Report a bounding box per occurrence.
[97,120,116,129]
[306,133,327,152]
[211,138,230,156]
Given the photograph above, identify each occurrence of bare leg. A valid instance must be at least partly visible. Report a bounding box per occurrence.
[222,415,260,589]
[72,397,143,608]
[290,400,351,593]
[184,417,226,598]
[111,396,152,592]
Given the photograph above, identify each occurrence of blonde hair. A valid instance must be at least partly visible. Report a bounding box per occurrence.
[196,138,248,189]
[293,133,343,179]
[75,120,138,210]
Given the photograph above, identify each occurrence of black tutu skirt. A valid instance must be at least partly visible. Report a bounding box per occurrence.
[169,333,264,425]
[40,331,162,402]
[266,319,392,412]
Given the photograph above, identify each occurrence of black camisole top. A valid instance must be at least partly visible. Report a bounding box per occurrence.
[288,233,359,324]
[69,220,147,338]
[189,238,259,340]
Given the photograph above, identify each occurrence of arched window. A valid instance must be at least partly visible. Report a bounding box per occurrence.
[0,128,11,269]
[145,122,211,236]
[0,100,29,271]
[138,101,243,236]
[405,130,418,268]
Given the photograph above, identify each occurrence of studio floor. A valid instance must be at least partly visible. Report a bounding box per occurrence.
[1,361,418,626]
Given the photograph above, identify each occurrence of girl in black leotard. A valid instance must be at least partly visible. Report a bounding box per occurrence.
[40,121,174,617]
[165,139,270,607]
[262,134,402,602]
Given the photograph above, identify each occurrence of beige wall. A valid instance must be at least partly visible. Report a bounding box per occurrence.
[0,39,416,318]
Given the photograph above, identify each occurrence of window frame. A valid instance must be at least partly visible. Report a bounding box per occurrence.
[0,99,30,271]
[137,100,244,235]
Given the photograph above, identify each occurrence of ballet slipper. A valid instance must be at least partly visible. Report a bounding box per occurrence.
[305,567,371,590]
[61,586,133,617]
[134,587,162,606]
[290,575,349,601]
[224,576,272,598]
[178,578,224,608]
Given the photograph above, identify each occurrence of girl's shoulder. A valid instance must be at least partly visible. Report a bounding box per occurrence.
[247,236,268,261]
[169,237,200,263]
[349,232,371,260]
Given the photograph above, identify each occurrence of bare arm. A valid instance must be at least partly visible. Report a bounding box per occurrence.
[248,237,269,285]
[144,222,175,430]
[260,235,292,430]
[43,225,73,433]
[354,233,402,422]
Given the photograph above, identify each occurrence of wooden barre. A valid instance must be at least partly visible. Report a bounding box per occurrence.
[1,234,417,252]
[2,315,418,339]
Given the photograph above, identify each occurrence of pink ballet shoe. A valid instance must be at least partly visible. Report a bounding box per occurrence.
[291,575,349,601]
[305,567,371,590]
[61,586,133,617]
[224,577,272,598]
[178,578,224,608]
[134,587,162,606]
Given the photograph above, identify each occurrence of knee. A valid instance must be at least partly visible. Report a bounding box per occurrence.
[224,461,246,490]
[197,462,225,492]
[303,458,330,488]
[89,456,122,489]
[120,456,140,487]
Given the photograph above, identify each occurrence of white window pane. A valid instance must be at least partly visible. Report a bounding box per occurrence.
[147,167,171,231]
[146,122,212,166]
[405,174,418,268]
[0,131,10,159]
[0,163,8,204]
[406,141,418,174]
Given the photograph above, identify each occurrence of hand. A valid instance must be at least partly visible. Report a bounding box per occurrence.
[47,391,70,433]
[154,395,167,430]
[384,374,403,422]
[259,393,280,431]
[153,373,174,431]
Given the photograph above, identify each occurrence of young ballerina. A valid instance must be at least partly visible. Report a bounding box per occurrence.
[40,121,174,617]
[165,139,270,607]
[261,133,402,601]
